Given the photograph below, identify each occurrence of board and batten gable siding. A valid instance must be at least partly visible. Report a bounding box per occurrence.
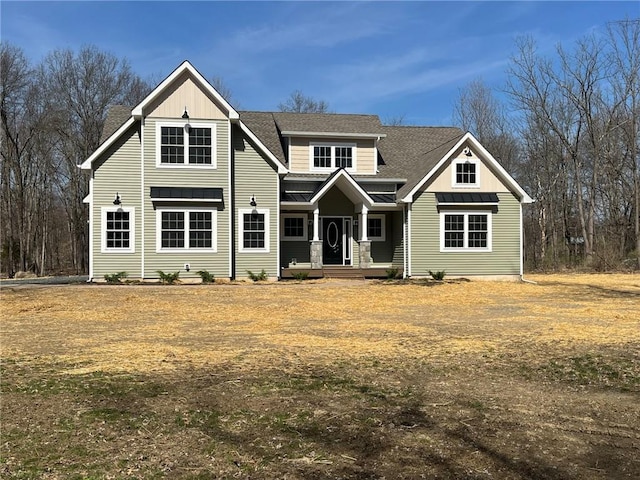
[233,126,279,278]
[92,123,142,278]
[428,149,510,193]
[289,137,376,174]
[410,191,521,276]
[142,117,231,278]
[145,72,228,120]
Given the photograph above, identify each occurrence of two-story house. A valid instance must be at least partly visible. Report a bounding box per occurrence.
[81,60,532,281]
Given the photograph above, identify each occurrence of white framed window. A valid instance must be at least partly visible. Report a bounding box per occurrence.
[281,213,308,241]
[239,208,270,253]
[156,208,217,253]
[440,211,491,252]
[101,207,135,253]
[156,122,216,168]
[367,214,386,241]
[309,143,357,171]
[452,159,479,188]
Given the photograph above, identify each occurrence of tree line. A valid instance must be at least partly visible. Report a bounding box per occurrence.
[1,19,638,276]
[454,20,639,271]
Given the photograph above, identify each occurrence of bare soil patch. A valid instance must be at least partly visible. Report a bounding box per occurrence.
[1,274,639,479]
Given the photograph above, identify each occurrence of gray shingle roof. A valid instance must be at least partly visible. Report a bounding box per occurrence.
[377,126,464,198]
[237,111,286,163]
[271,112,383,134]
[100,105,132,144]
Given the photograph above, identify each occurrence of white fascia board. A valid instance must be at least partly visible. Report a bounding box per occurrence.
[80,117,136,170]
[401,132,533,204]
[238,121,288,174]
[309,169,374,206]
[131,61,239,120]
[281,131,386,139]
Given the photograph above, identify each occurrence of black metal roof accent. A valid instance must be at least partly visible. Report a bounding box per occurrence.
[370,193,396,203]
[281,192,314,202]
[150,187,223,201]
[436,192,499,203]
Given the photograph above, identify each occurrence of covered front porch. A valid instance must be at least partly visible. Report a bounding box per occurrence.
[279,169,405,278]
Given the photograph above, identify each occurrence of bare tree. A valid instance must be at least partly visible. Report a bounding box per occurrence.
[278,90,329,113]
[0,43,55,276]
[40,46,149,274]
[453,78,522,174]
[608,19,640,268]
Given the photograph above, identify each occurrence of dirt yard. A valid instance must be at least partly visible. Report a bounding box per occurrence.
[1,274,638,479]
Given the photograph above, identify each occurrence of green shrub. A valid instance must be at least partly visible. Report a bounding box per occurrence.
[429,270,446,281]
[292,271,309,281]
[196,270,215,284]
[247,269,268,281]
[386,267,400,279]
[156,270,180,284]
[104,272,128,284]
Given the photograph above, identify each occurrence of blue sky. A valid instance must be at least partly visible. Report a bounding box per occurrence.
[2,1,638,125]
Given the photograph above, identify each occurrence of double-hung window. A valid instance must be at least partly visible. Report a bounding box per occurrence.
[440,212,491,251]
[311,143,356,171]
[282,214,307,241]
[452,159,479,187]
[156,209,217,252]
[157,123,216,167]
[367,214,386,241]
[102,207,135,253]
[239,208,270,252]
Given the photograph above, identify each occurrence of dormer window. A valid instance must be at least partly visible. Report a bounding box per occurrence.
[310,143,356,171]
[452,159,479,188]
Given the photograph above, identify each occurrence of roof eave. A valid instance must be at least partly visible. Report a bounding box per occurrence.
[80,117,137,170]
[281,131,386,139]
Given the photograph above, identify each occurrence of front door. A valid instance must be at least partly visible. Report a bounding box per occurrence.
[323,217,343,265]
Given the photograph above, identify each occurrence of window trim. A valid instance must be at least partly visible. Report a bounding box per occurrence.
[101,207,135,253]
[281,213,308,241]
[309,142,357,172]
[155,121,217,169]
[440,211,492,252]
[451,159,479,188]
[239,208,270,253]
[155,207,217,253]
[367,214,386,242]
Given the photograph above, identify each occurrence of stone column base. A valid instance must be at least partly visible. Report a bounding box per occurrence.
[359,240,371,269]
[310,241,323,269]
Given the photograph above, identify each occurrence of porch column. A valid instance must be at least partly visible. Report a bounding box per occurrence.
[312,206,320,241]
[360,206,369,241]
[310,206,322,269]
[359,205,371,269]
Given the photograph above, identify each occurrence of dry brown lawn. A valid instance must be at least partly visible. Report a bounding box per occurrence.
[1,273,639,479]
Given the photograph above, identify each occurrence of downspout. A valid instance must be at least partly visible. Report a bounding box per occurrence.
[88,174,94,282]
[140,118,145,279]
[228,119,233,280]
[407,202,412,278]
[276,175,281,279]
[402,202,407,279]
[230,122,236,280]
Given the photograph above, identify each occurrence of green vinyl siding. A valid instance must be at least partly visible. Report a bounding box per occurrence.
[233,126,279,278]
[410,191,521,276]
[391,210,405,266]
[143,118,231,279]
[92,123,142,279]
